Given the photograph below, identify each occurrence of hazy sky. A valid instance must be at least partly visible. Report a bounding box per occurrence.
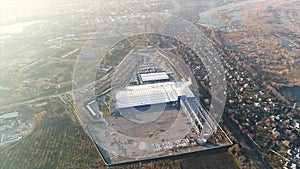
[0,0,61,23]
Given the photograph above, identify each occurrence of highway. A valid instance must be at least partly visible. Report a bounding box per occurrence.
[0,92,66,110]
[0,46,138,110]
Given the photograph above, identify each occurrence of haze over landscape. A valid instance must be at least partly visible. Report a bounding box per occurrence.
[0,0,299,169]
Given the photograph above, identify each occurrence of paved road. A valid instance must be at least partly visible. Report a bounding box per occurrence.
[223,115,272,169]
[0,92,64,110]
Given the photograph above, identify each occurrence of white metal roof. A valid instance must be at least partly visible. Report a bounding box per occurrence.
[115,82,177,109]
[115,81,195,109]
[175,81,195,98]
[86,100,97,116]
[1,111,19,119]
[140,72,169,82]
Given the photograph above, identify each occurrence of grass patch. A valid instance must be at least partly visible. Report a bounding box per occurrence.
[103,103,110,117]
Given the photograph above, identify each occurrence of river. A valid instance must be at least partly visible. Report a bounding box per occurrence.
[232,10,244,23]
[199,0,299,105]
[275,36,292,52]
[280,18,294,27]
[199,0,263,28]
[279,86,300,105]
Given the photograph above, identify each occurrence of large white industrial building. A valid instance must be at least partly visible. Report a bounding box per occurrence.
[139,72,169,82]
[115,80,194,109]
[114,66,217,138]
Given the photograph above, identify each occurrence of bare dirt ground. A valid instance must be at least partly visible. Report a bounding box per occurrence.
[105,108,180,138]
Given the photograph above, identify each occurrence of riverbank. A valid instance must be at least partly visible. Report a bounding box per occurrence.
[200,0,300,104]
[278,86,300,105]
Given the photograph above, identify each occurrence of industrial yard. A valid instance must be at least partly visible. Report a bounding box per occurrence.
[73,36,232,164]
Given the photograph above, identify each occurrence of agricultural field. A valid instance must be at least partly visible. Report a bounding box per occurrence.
[0,99,103,169]
[0,97,238,169]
